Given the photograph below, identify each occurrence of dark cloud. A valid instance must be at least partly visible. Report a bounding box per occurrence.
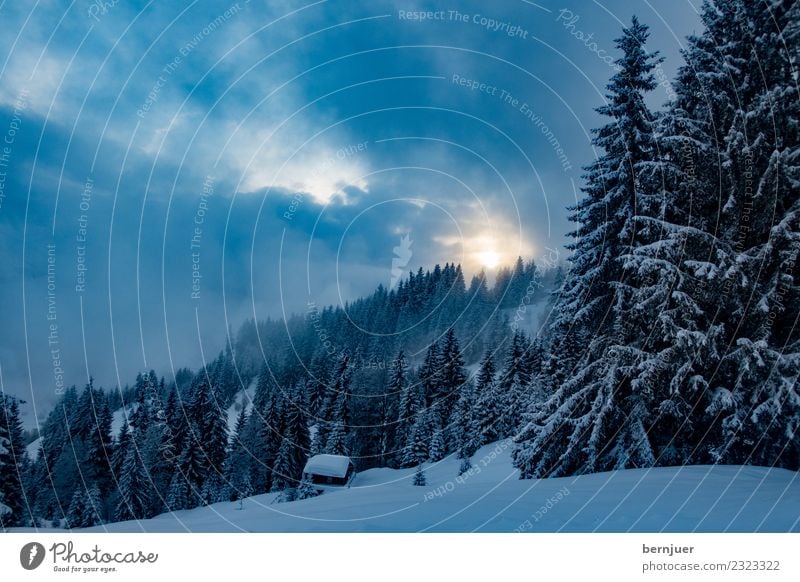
[0,0,699,424]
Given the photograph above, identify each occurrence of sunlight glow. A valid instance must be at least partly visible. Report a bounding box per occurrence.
[478,248,501,269]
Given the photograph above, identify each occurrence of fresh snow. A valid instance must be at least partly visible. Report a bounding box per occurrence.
[303,454,352,478]
[68,441,799,533]
[110,405,132,439]
[25,436,41,459]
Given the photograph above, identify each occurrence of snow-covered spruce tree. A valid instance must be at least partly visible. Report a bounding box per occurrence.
[0,423,10,528]
[164,386,188,455]
[451,377,477,462]
[310,399,329,456]
[392,351,423,466]
[0,404,17,529]
[234,475,254,507]
[166,436,205,511]
[472,351,501,445]
[422,403,446,462]
[418,341,442,407]
[639,0,763,465]
[81,390,114,497]
[403,409,432,466]
[313,355,349,455]
[189,376,228,499]
[114,447,149,522]
[252,363,274,411]
[618,210,724,466]
[130,371,161,436]
[222,406,251,501]
[463,270,492,360]
[307,352,331,417]
[212,342,240,409]
[269,439,296,493]
[624,0,800,469]
[110,421,131,482]
[428,426,446,462]
[163,380,220,512]
[39,385,76,466]
[324,422,349,457]
[82,485,102,527]
[514,16,664,478]
[28,402,64,522]
[610,5,738,466]
[71,382,98,441]
[522,339,548,408]
[0,396,26,527]
[498,332,534,437]
[413,463,426,486]
[254,391,283,492]
[200,473,226,505]
[139,384,173,515]
[62,378,111,527]
[324,357,352,455]
[703,0,800,470]
[66,485,102,528]
[437,327,467,425]
[148,388,179,514]
[66,488,88,529]
[231,403,249,447]
[377,391,394,468]
[296,477,319,500]
[271,384,311,492]
[0,502,9,528]
[400,427,417,468]
[53,386,109,523]
[165,469,192,512]
[231,409,262,497]
[128,383,163,516]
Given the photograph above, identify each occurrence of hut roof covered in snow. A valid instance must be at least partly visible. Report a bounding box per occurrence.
[302,454,352,478]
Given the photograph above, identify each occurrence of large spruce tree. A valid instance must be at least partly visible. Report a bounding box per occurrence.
[515,16,664,477]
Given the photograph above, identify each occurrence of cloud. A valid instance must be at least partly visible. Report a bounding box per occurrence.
[224,120,371,205]
[0,0,701,415]
[0,52,68,118]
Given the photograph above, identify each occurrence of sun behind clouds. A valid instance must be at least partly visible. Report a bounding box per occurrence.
[477,248,501,269]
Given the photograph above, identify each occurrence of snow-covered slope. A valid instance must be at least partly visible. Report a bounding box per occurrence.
[84,441,800,533]
[25,435,42,459]
[110,405,132,437]
[225,383,256,435]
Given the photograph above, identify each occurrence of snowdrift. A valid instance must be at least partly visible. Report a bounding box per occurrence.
[77,441,799,533]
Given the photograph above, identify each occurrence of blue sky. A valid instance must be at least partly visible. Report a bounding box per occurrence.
[0,0,702,417]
